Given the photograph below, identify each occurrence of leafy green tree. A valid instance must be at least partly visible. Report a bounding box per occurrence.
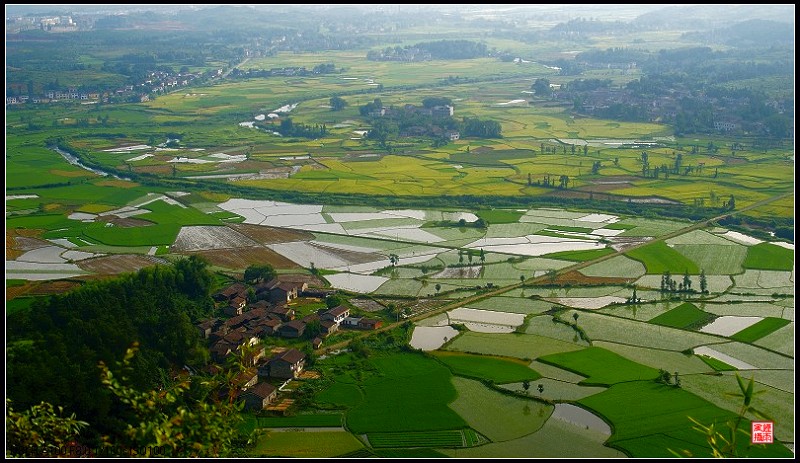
[522,380,530,394]
[435,283,442,294]
[389,253,399,267]
[699,269,708,294]
[537,384,544,394]
[325,294,343,309]
[98,343,246,457]
[6,399,89,458]
[243,264,276,284]
[329,96,347,111]
[304,320,324,340]
[532,78,552,97]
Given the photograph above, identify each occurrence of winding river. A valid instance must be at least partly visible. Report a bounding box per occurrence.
[51,146,131,181]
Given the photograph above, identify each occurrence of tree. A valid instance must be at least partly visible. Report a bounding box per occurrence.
[547,269,557,284]
[97,343,245,457]
[532,78,552,97]
[458,249,464,265]
[520,275,525,285]
[325,294,343,309]
[683,270,692,292]
[537,384,544,394]
[435,283,442,294]
[6,399,89,458]
[522,380,530,394]
[727,194,736,210]
[479,248,485,265]
[699,269,708,294]
[389,253,399,267]
[329,96,347,111]
[572,312,579,324]
[304,320,323,340]
[243,264,276,284]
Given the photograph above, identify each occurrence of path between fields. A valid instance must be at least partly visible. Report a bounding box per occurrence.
[317,191,794,355]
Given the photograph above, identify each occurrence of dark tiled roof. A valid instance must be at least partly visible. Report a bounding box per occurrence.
[271,348,305,365]
[247,381,277,399]
[325,305,349,317]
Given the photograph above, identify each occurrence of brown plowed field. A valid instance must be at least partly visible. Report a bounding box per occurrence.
[6,229,49,259]
[77,254,167,274]
[7,279,85,299]
[185,246,301,270]
[553,270,632,286]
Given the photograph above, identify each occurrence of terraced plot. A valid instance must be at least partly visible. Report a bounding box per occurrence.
[171,225,258,251]
[671,244,748,274]
[579,255,646,279]
[561,310,724,350]
[444,332,585,360]
[448,377,551,442]
[440,416,625,458]
[466,296,554,315]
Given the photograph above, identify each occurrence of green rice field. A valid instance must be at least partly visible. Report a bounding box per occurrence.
[538,346,660,386]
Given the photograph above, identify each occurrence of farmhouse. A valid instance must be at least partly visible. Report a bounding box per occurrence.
[321,305,350,325]
[213,283,248,302]
[258,279,308,304]
[267,349,307,379]
[223,295,247,316]
[195,318,222,339]
[232,368,259,390]
[341,316,361,328]
[278,320,306,338]
[358,318,383,330]
[238,382,278,411]
[320,319,339,336]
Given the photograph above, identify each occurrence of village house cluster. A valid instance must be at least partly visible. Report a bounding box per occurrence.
[193,276,384,411]
[5,69,213,106]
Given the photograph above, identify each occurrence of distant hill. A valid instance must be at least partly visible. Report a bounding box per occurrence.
[682,19,794,48]
[634,4,795,29]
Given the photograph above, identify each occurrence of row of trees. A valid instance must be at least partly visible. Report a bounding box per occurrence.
[660,269,709,295]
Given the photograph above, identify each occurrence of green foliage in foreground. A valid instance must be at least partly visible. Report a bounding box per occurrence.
[648,302,715,330]
[579,381,792,458]
[6,297,37,316]
[431,352,541,384]
[672,374,789,458]
[741,243,794,271]
[625,241,700,274]
[6,399,89,458]
[6,256,215,443]
[730,317,792,343]
[538,346,660,386]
